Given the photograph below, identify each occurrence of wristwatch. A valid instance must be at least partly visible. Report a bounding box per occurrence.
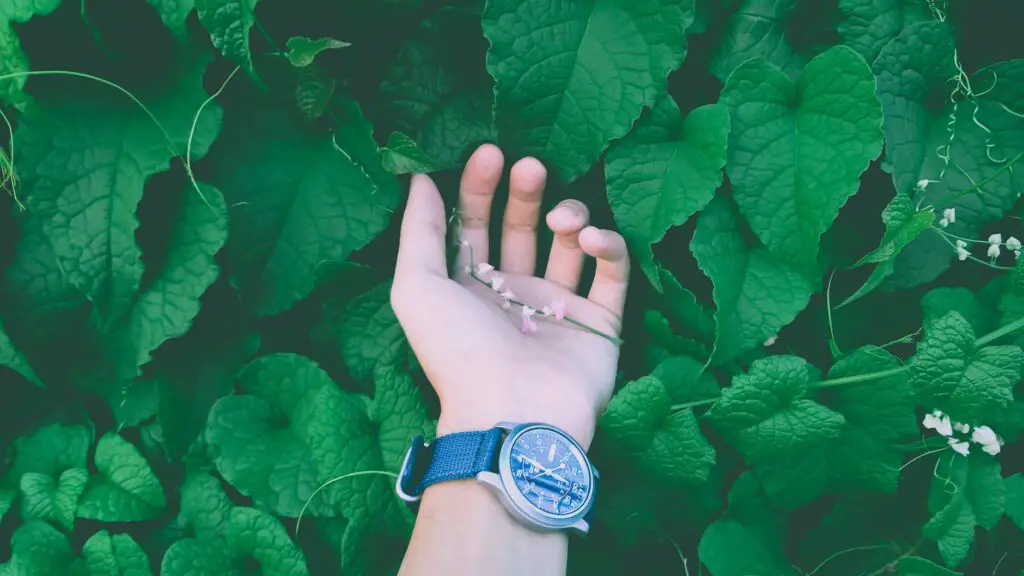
[395,422,598,536]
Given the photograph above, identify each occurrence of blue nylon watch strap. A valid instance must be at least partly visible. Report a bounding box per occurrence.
[399,428,504,498]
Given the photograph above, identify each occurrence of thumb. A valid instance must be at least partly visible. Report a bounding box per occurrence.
[395,173,449,281]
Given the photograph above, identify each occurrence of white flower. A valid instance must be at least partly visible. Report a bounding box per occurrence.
[957,247,970,261]
[988,233,1003,245]
[923,411,953,437]
[521,305,536,319]
[490,274,505,291]
[943,208,956,224]
[953,422,971,434]
[948,438,970,456]
[1007,237,1021,252]
[476,263,494,277]
[939,217,949,228]
[970,426,1003,456]
[988,244,1001,259]
[916,179,930,191]
[500,289,515,311]
[763,335,777,347]
[956,240,968,249]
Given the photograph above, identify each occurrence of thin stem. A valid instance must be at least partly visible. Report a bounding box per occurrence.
[811,366,908,389]
[805,545,894,576]
[975,314,1024,347]
[826,269,841,356]
[468,270,624,346]
[864,539,923,576]
[294,470,398,538]
[933,229,1014,271]
[670,397,718,412]
[185,65,241,210]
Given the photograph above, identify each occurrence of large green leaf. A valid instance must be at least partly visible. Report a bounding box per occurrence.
[15,52,222,324]
[910,312,1022,422]
[378,7,495,170]
[874,22,1024,288]
[77,434,167,522]
[691,195,815,363]
[147,0,195,39]
[721,45,883,266]
[210,101,399,316]
[710,0,804,82]
[925,454,1005,568]
[599,375,716,485]
[709,355,844,463]
[837,0,930,62]
[81,530,152,576]
[605,99,729,289]
[482,0,693,182]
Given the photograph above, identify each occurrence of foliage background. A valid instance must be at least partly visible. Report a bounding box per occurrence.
[1,0,1023,574]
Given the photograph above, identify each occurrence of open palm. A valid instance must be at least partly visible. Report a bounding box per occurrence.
[391,144,630,447]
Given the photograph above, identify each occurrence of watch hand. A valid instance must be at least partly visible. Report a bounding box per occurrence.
[535,463,567,483]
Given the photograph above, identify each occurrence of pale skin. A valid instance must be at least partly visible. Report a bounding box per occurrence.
[392,144,629,576]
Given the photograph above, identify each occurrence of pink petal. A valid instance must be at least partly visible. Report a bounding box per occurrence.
[521,316,538,334]
[551,299,566,321]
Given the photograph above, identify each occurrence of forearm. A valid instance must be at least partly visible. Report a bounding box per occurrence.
[398,479,569,576]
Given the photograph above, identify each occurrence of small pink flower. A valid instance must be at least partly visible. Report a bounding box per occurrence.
[521,311,538,334]
[490,274,505,291]
[500,289,515,310]
[476,263,494,277]
[550,299,566,321]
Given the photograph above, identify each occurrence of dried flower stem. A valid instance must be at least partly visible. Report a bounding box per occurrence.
[462,243,624,346]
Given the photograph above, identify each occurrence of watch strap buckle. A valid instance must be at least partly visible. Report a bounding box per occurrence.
[396,435,429,504]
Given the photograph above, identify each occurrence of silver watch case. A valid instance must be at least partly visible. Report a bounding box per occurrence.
[475,422,598,536]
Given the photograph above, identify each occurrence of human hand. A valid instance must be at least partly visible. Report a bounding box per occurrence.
[391,144,629,449]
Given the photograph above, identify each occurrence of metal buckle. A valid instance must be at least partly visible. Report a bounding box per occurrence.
[395,436,427,503]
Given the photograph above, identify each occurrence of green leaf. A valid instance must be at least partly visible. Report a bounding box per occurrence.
[840,193,934,307]
[1005,473,1024,531]
[294,67,336,122]
[0,521,79,576]
[9,423,91,479]
[147,0,195,39]
[195,0,260,78]
[19,468,88,531]
[81,531,152,576]
[161,506,311,576]
[838,0,930,62]
[698,519,789,576]
[77,433,167,522]
[15,51,223,323]
[721,45,883,266]
[0,319,42,386]
[106,183,229,384]
[825,346,917,493]
[373,361,435,474]
[339,281,407,382]
[691,195,815,363]
[910,311,1023,422]
[605,99,729,289]
[210,100,399,316]
[178,472,234,538]
[875,23,1024,287]
[379,8,495,170]
[854,194,935,266]
[710,0,804,82]
[925,454,1005,568]
[600,375,716,485]
[380,132,442,175]
[285,36,350,67]
[0,0,62,107]
[922,288,998,336]
[206,353,400,531]
[483,0,693,182]
[709,355,845,463]
[650,355,720,405]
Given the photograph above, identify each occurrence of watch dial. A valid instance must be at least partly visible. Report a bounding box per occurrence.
[508,427,591,516]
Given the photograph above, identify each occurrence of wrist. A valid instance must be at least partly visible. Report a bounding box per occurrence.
[436,407,596,451]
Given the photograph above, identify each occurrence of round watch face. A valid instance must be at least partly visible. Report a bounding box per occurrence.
[508,427,591,516]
